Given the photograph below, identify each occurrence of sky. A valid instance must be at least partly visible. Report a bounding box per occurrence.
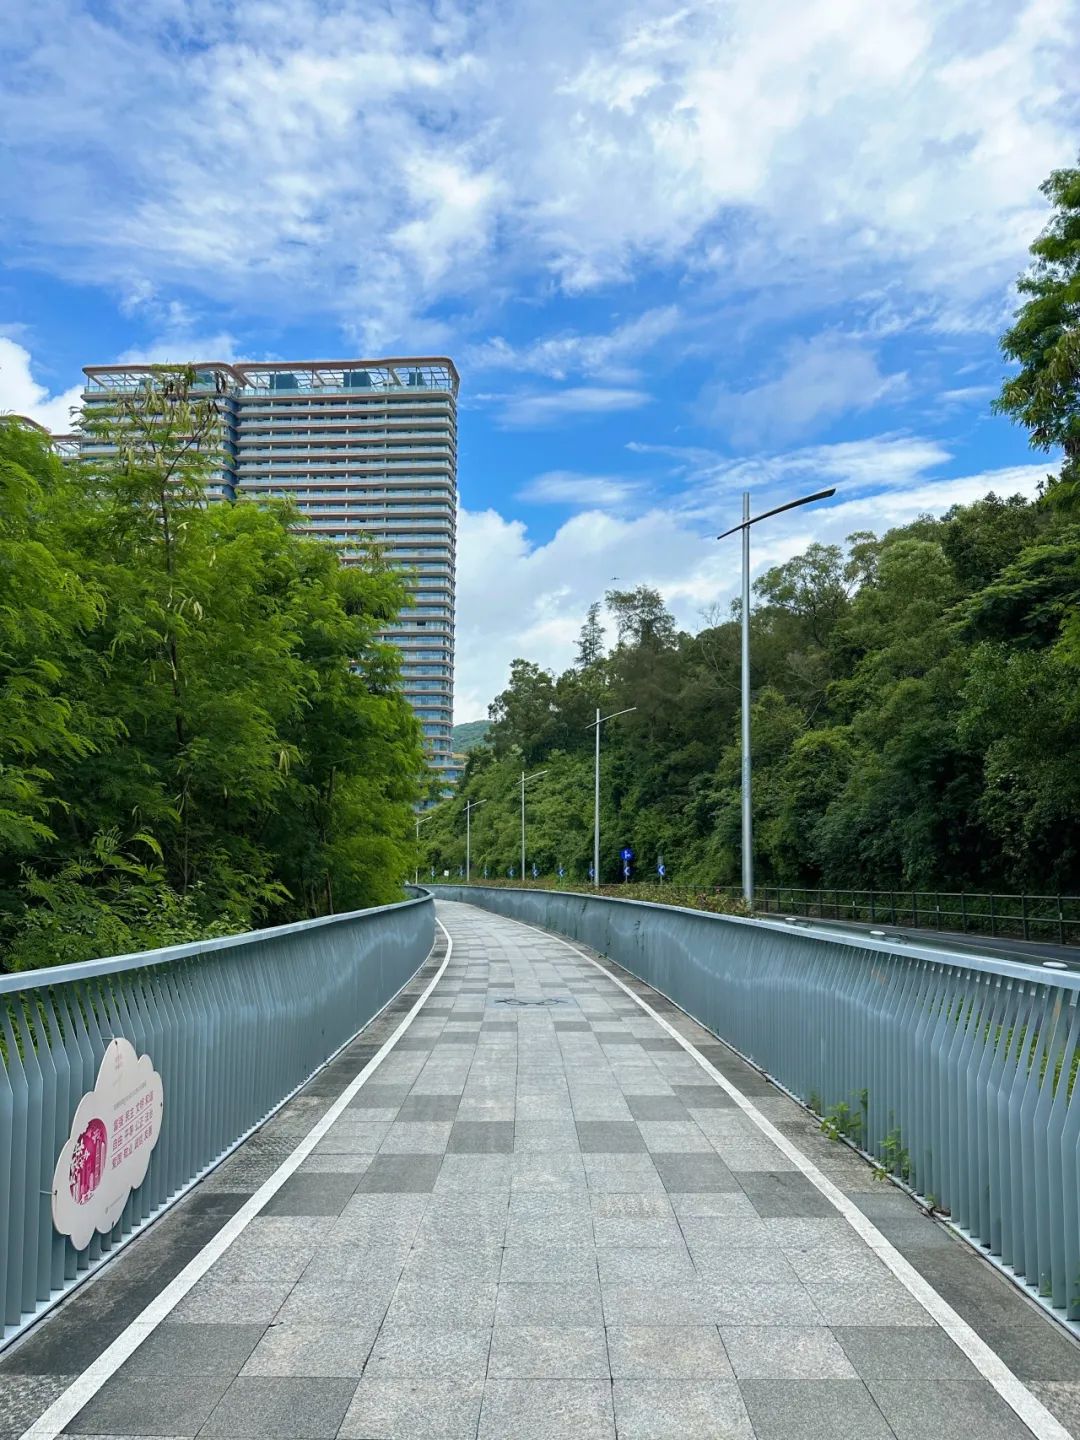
[1,0,1077,722]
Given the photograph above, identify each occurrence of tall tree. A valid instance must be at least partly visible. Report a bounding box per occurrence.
[1,379,425,971]
[995,162,1080,511]
[575,601,606,667]
[605,585,676,649]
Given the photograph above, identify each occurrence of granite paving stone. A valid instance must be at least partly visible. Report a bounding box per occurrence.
[116,1324,265,1381]
[171,1281,292,1325]
[867,1376,1038,1438]
[832,1324,985,1378]
[397,1094,460,1121]
[612,1378,754,1439]
[494,1275,605,1326]
[447,1120,515,1152]
[273,1279,397,1327]
[383,1278,499,1329]
[262,1173,359,1216]
[477,1379,615,1440]
[340,1377,485,1439]
[199,1376,355,1437]
[353,1154,442,1192]
[722,1324,857,1378]
[487,1324,609,1378]
[11,899,1068,1440]
[239,1323,378,1377]
[651,1151,739,1192]
[741,1378,897,1438]
[635,1121,714,1152]
[364,1325,491,1380]
[1030,1382,1080,1435]
[66,1376,231,1436]
[576,1120,648,1153]
[0,1376,78,1432]
[606,1325,732,1378]
[377,1120,453,1153]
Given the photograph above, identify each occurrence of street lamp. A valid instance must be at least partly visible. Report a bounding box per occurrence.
[717,486,836,909]
[520,769,548,880]
[586,707,636,888]
[414,809,437,885]
[464,798,488,883]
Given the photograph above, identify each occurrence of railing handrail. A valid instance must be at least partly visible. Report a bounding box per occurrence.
[435,884,1080,992]
[439,883,1080,1326]
[0,892,429,994]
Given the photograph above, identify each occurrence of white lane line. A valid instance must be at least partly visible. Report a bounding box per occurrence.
[19,919,454,1440]
[491,906,1072,1440]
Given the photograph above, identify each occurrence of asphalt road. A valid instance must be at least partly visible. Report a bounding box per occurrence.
[766,912,1080,971]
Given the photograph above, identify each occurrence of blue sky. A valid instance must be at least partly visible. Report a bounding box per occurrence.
[1,0,1077,720]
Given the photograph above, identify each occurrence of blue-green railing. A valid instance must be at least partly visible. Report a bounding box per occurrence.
[1,894,434,1345]
[438,885,1080,1324]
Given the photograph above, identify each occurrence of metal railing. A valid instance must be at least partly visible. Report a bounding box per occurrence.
[1,894,434,1345]
[437,885,1080,1324]
[727,886,1080,945]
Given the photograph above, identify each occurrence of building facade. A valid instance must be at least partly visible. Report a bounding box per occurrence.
[80,359,458,783]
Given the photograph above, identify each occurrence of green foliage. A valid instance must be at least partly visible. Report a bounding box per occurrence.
[995,161,1080,510]
[452,720,492,753]
[821,1101,862,1144]
[1,384,424,969]
[877,1129,912,1184]
[418,485,1080,898]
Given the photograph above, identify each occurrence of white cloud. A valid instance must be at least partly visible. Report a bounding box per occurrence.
[453,443,1049,719]
[0,0,1074,341]
[0,336,82,432]
[467,306,680,383]
[484,386,651,429]
[705,334,909,443]
[939,384,998,405]
[518,471,641,506]
[115,332,244,365]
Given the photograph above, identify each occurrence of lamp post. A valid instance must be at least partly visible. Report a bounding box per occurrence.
[414,809,437,885]
[520,769,548,881]
[464,798,488,883]
[586,707,636,888]
[717,486,836,908]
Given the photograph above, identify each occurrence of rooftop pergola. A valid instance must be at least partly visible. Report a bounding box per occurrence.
[83,358,459,398]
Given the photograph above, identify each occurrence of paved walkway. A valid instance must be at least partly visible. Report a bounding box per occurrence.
[4,900,1080,1439]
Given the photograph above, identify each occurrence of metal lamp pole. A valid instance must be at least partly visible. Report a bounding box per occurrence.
[587,707,636,888]
[520,769,548,880]
[464,798,488,883]
[718,486,836,909]
[414,809,437,885]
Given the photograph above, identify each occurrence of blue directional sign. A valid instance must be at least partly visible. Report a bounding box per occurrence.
[623,862,632,879]
[430,866,435,879]
[483,865,489,879]
[588,863,595,880]
[532,863,539,879]
[657,860,666,878]
[508,865,515,878]
[557,864,565,879]
[620,847,634,862]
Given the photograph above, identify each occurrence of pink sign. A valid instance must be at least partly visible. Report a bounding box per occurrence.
[69,1117,108,1204]
[52,1037,164,1250]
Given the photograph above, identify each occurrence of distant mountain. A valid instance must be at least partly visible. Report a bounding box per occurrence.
[452,720,491,753]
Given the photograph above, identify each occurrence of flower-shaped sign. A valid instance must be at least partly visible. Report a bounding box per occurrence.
[52,1037,164,1250]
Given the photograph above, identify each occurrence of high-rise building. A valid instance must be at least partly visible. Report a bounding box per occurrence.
[80,358,458,782]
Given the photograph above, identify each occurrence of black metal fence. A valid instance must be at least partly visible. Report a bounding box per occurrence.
[719,886,1080,946]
